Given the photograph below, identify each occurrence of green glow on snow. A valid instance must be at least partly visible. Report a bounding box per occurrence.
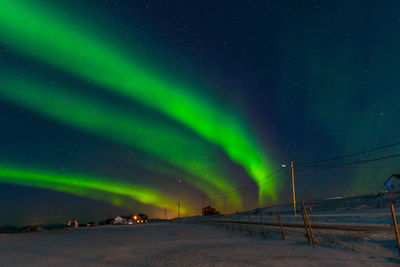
[0,0,277,202]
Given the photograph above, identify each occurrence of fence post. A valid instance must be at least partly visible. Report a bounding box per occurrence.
[248,214,253,236]
[231,216,235,232]
[260,213,266,238]
[277,210,285,240]
[302,201,315,244]
[238,214,242,233]
[301,203,311,244]
[301,201,314,244]
[224,215,229,231]
[390,201,400,254]
[308,195,315,231]
[272,208,275,223]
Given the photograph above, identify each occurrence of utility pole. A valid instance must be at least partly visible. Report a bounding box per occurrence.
[177,203,180,219]
[164,209,167,220]
[291,161,296,216]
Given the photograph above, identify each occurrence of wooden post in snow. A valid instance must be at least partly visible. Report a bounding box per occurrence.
[308,195,315,231]
[390,201,400,254]
[301,203,311,244]
[301,201,314,244]
[248,214,253,236]
[302,201,315,244]
[277,210,286,240]
[231,216,234,232]
[260,213,266,238]
[224,215,228,231]
[238,214,242,233]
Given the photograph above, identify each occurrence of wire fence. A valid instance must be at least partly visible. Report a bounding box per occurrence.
[171,191,400,253]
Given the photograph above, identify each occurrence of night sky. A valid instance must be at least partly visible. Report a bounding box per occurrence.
[0,0,399,226]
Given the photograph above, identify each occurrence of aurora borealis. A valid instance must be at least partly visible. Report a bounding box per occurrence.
[0,0,399,225]
[0,73,241,208]
[0,165,179,212]
[0,0,275,202]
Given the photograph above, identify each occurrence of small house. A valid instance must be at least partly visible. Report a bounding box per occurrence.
[202,205,219,216]
[113,216,127,225]
[384,174,400,191]
[130,213,149,223]
[67,218,78,228]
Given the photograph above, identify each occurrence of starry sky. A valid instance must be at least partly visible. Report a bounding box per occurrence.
[0,0,399,226]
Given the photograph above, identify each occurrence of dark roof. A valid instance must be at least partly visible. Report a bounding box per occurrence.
[384,174,400,186]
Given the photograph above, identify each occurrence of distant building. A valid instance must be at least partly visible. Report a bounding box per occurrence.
[21,225,43,232]
[202,205,219,216]
[113,216,127,225]
[86,222,98,227]
[130,213,148,223]
[67,218,78,228]
[385,174,400,191]
[112,214,149,225]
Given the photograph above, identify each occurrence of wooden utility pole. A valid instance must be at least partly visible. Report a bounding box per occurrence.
[177,203,180,220]
[291,161,296,216]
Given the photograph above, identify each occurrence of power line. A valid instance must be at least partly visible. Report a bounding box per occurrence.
[297,153,400,169]
[296,141,400,166]
[207,168,288,198]
[179,142,400,209]
[297,164,400,171]
[179,168,288,206]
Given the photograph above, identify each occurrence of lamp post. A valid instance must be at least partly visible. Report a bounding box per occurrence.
[290,161,296,216]
[282,162,296,216]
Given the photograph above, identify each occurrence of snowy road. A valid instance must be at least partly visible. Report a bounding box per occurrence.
[0,223,398,266]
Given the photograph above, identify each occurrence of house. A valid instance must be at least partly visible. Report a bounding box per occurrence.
[130,213,148,223]
[113,216,128,225]
[67,218,78,228]
[384,174,400,191]
[202,205,219,216]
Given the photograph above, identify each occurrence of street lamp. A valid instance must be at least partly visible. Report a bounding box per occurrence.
[282,162,296,216]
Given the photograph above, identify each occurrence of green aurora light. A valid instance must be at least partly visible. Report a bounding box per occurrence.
[0,165,182,213]
[0,0,277,202]
[0,76,241,208]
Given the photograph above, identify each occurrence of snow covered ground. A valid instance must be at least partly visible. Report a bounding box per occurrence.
[206,191,400,226]
[0,223,399,266]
